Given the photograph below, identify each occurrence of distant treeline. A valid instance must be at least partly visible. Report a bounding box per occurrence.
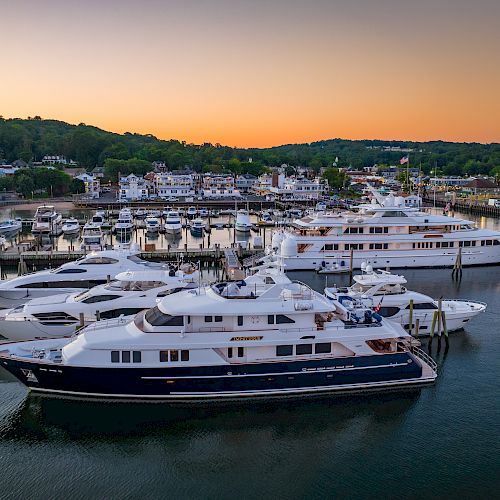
[0,117,499,179]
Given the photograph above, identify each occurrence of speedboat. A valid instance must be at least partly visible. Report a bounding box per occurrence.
[187,206,197,219]
[31,205,63,236]
[0,246,168,308]
[90,210,106,228]
[324,265,487,335]
[0,219,22,235]
[81,223,106,251]
[0,265,199,341]
[145,216,160,233]
[235,209,252,232]
[260,211,274,224]
[0,265,437,400]
[114,209,134,235]
[62,218,80,235]
[190,218,205,236]
[164,211,182,235]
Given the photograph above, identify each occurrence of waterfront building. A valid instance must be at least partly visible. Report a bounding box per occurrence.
[154,172,195,199]
[76,173,100,199]
[0,164,20,176]
[254,173,274,196]
[118,174,149,201]
[236,174,258,193]
[271,175,325,201]
[201,173,240,198]
[428,177,470,187]
[41,155,77,166]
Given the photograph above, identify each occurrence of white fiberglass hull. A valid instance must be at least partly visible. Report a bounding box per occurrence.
[165,224,182,234]
[0,287,88,309]
[277,248,500,270]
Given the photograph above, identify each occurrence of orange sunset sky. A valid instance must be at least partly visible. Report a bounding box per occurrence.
[1,0,499,147]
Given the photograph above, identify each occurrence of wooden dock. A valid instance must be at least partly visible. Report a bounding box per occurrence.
[223,248,246,280]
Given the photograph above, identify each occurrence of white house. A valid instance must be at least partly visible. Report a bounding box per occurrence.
[154,172,195,199]
[271,175,325,201]
[0,164,20,176]
[201,173,241,198]
[119,174,149,201]
[42,155,77,166]
[76,173,100,199]
[236,174,258,194]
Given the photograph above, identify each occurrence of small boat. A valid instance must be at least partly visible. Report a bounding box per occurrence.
[199,207,209,218]
[62,218,80,235]
[145,216,160,233]
[187,206,197,219]
[135,208,147,219]
[315,202,327,211]
[81,223,106,250]
[164,211,182,234]
[147,209,161,218]
[90,210,106,228]
[316,261,349,274]
[190,218,205,236]
[235,209,252,232]
[0,218,22,234]
[31,205,63,236]
[259,211,274,224]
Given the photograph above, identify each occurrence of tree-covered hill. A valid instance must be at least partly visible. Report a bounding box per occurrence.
[0,117,498,178]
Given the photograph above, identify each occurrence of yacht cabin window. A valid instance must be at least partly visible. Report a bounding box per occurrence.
[322,244,339,251]
[276,345,293,356]
[145,306,184,327]
[296,344,313,355]
[370,227,389,234]
[160,350,189,362]
[79,257,119,265]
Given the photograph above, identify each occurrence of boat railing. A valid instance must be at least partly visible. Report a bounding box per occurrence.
[447,299,487,307]
[411,346,438,374]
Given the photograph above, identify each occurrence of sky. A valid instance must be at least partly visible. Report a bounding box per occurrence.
[1,0,499,147]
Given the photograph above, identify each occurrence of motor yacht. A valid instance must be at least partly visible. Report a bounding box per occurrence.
[31,205,63,236]
[199,207,209,218]
[0,265,437,400]
[145,216,161,233]
[164,211,182,235]
[235,209,252,233]
[0,247,167,308]
[147,209,161,218]
[62,218,80,235]
[0,219,22,235]
[114,209,134,235]
[267,193,500,270]
[0,265,199,341]
[81,223,106,251]
[187,206,197,219]
[90,210,107,228]
[324,266,486,335]
[135,208,147,219]
[190,218,205,236]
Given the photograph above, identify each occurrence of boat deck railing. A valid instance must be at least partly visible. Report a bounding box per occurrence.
[411,346,438,374]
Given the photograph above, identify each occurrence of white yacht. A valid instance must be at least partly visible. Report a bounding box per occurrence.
[235,209,252,233]
[187,206,197,219]
[0,247,168,308]
[114,209,134,235]
[267,194,500,270]
[135,208,147,219]
[0,219,22,235]
[190,218,205,236]
[0,265,199,341]
[81,223,106,251]
[147,209,161,218]
[324,266,486,335]
[90,210,106,228]
[199,207,209,218]
[62,218,80,235]
[145,216,160,233]
[164,211,182,235]
[0,265,437,400]
[31,205,63,236]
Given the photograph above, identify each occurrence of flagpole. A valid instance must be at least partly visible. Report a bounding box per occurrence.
[407,153,410,193]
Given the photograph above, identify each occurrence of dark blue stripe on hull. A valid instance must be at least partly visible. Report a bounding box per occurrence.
[0,353,423,397]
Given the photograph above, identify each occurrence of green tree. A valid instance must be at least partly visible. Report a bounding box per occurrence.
[323,167,347,191]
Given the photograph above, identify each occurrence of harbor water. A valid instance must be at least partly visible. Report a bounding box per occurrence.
[0,208,499,498]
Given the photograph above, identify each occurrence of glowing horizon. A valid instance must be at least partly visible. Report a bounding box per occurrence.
[1,0,499,148]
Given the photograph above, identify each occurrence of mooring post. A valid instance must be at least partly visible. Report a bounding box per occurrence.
[437,298,443,337]
[408,299,414,335]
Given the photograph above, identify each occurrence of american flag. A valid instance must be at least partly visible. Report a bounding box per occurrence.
[400,156,409,165]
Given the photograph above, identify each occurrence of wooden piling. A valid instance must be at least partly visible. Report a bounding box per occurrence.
[430,310,438,338]
[415,318,420,337]
[408,299,414,335]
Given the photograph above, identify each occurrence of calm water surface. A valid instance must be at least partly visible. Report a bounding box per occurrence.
[0,208,499,499]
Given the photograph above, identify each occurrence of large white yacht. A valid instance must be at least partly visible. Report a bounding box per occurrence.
[31,205,63,236]
[0,247,167,308]
[324,266,486,335]
[81,223,106,251]
[164,210,182,235]
[0,266,199,341]
[113,208,134,235]
[0,266,437,400]
[266,194,500,270]
[235,209,252,232]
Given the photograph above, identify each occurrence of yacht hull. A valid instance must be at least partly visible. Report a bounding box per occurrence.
[0,351,435,400]
[277,249,500,270]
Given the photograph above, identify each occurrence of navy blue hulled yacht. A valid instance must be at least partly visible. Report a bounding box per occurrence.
[0,265,437,400]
